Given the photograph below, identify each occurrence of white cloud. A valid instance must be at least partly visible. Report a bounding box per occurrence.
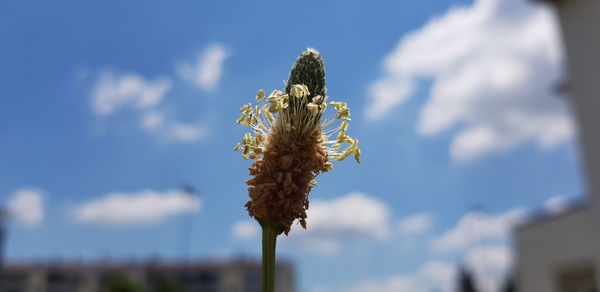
[91,71,171,116]
[346,276,416,292]
[231,220,259,240]
[326,245,510,292]
[305,193,390,238]
[366,79,414,120]
[398,213,433,235]
[544,195,568,214]
[465,245,513,292]
[315,205,521,292]
[280,192,391,255]
[430,208,525,252]
[74,189,200,225]
[140,111,165,130]
[89,47,219,143]
[177,44,229,91]
[167,122,207,142]
[341,260,456,292]
[367,0,573,161]
[334,247,508,292]
[418,261,457,292]
[139,112,208,143]
[7,188,44,227]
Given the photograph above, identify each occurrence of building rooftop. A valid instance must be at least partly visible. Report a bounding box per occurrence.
[516,196,587,233]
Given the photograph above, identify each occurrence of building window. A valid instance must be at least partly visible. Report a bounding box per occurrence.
[556,263,598,292]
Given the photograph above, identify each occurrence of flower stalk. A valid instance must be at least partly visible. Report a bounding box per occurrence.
[234,48,361,292]
[261,219,279,292]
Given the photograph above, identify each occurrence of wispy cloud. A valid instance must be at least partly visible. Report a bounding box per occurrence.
[91,71,171,116]
[167,122,207,142]
[7,188,44,227]
[313,197,568,292]
[233,192,393,255]
[426,208,521,291]
[345,276,417,292]
[139,111,208,142]
[367,0,572,161]
[285,192,391,254]
[335,245,512,292]
[323,260,456,292]
[231,220,259,240]
[430,208,525,252]
[177,44,230,91]
[465,245,514,292]
[543,195,569,214]
[397,213,433,235]
[326,244,512,292]
[89,69,209,143]
[140,111,165,130]
[331,207,521,292]
[73,189,200,226]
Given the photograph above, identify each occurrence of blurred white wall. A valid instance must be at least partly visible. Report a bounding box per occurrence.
[516,205,600,291]
[557,0,600,201]
[517,0,600,291]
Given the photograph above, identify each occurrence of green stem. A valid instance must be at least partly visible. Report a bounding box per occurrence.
[262,221,278,292]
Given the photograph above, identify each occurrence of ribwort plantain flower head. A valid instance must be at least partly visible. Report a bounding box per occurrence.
[234,49,361,235]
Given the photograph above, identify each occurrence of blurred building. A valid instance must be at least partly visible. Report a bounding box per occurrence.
[516,0,600,291]
[0,259,294,292]
[1,208,6,291]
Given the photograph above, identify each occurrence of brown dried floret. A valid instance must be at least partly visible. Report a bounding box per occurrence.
[245,125,330,234]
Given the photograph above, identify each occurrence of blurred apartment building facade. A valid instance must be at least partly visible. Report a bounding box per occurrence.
[516,0,600,291]
[0,259,294,292]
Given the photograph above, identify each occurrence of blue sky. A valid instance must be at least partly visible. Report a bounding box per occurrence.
[0,0,585,291]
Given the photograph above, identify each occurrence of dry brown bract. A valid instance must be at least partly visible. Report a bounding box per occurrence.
[246,125,331,235]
